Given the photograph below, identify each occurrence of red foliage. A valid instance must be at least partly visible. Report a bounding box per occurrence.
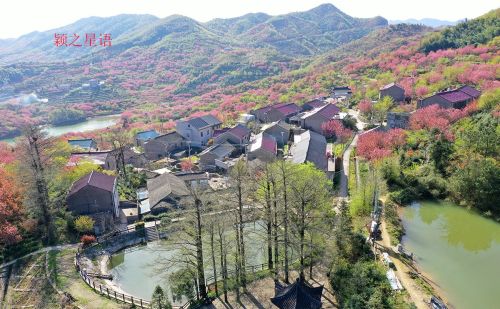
[357,129,406,161]
[80,235,96,246]
[358,99,373,115]
[409,104,475,139]
[415,86,429,98]
[180,158,195,171]
[0,168,23,245]
[321,120,353,143]
[0,143,16,165]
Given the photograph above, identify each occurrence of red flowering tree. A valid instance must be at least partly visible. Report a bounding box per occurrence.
[321,120,353,143]
[180,157,196,171]
[358,99,373,115]
[409,104,473,139]
[0,168,23,246]
[357,129,406,162]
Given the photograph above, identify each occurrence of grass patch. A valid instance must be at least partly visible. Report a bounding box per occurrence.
[384,200,405,246]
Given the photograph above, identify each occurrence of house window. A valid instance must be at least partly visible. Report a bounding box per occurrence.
[201,132,204,137]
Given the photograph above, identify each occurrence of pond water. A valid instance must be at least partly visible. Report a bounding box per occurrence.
[107,221,268,303]
[0,114,120,144]
[401,201,500,309]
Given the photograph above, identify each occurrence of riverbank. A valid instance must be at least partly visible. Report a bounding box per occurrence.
[0,113,121,143]
[379,198,451,309]
[400,201,500,309]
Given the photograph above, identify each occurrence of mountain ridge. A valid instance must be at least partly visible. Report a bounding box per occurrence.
[0,3,387,63]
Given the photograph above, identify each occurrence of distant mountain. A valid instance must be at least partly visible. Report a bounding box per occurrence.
[207,3,387,56]
[420,8,500,53]
[0,3,387,64]
[389,18,459,28]
[0,14,158,64]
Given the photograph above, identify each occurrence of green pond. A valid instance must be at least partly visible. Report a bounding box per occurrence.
[402,201,500,309]
[107,221,269,303]
[0,114,120,144]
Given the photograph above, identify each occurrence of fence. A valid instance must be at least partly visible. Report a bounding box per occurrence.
[75,222,284,309]
[75,251,151,308]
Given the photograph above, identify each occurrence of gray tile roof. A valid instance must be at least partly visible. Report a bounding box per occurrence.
[187,115,222,129]
[200,142,236,159]
[147,173,190,208]
[290,130,327,171]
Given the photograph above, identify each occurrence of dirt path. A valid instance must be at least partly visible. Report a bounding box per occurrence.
[378,220,430,309]
[0,244,78,269]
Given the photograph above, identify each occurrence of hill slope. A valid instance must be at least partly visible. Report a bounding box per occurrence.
[0,3,387,64]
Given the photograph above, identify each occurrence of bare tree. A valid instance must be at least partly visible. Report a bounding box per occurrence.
[288,163,331,279]
[18,125,55,244]
[228,159,251,293]
[274,159,293,283]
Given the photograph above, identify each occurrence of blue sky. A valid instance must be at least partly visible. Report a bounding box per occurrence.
[0,0,498,39]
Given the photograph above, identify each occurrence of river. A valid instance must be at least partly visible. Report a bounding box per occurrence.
[107,221,268,303]
[401,201,500,309]
[0,114,120,144]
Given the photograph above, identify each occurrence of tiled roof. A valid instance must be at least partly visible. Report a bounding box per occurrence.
[67,151,110,166]
[317,104,340,119]
[380,82,403,91]
[250,132,277,154]
[275,103,300,117]
[458,85,481,98]
[304,99,326,109]
[253,103,300,117]
[439,91,471,103]
[227,124,251,139]
[147,173,190,208]
[153,131,185,143]
[301,104,340,120]
[290,130,327,170]
[271,278,323,309]
[200,142,236,158]
[432,85,481,103]
[136,130,159,141]
[332,86,351,91]
[213,128,230,138]
[187,115,221,129]
[262,120,292,132]
[68,171,116,196]
[68,139,95,149]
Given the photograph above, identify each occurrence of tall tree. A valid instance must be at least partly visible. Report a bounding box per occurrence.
[151,285,173,309]
[255,163,275,272]
[288,163,331,279]
[228,159,251,293]
[274,160,293,283]
[18,125,54,244]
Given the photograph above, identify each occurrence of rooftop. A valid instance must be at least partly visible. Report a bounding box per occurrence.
[67,151,110,166]
[200,142,236,159]
[290,130,327,171]
[431,85,481,103]
[380,82,403,91]
[147,173,190,208]
[271,278,323,309]
[301,103,340,120]
[186,115,222,129]
[227,124,251,139]
[249,132,277,154]
[67,139,95,149]
[68,171,116,196]
[136,130,160,141]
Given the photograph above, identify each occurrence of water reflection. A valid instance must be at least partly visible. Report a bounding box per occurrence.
[402,201,500,309]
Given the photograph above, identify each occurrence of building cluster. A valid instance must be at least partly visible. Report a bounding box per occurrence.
[64,82,481,234]
[379,83,481,130]
[64,92,349,234]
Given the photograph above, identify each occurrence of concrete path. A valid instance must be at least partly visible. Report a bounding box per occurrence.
[338,134,358,199]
